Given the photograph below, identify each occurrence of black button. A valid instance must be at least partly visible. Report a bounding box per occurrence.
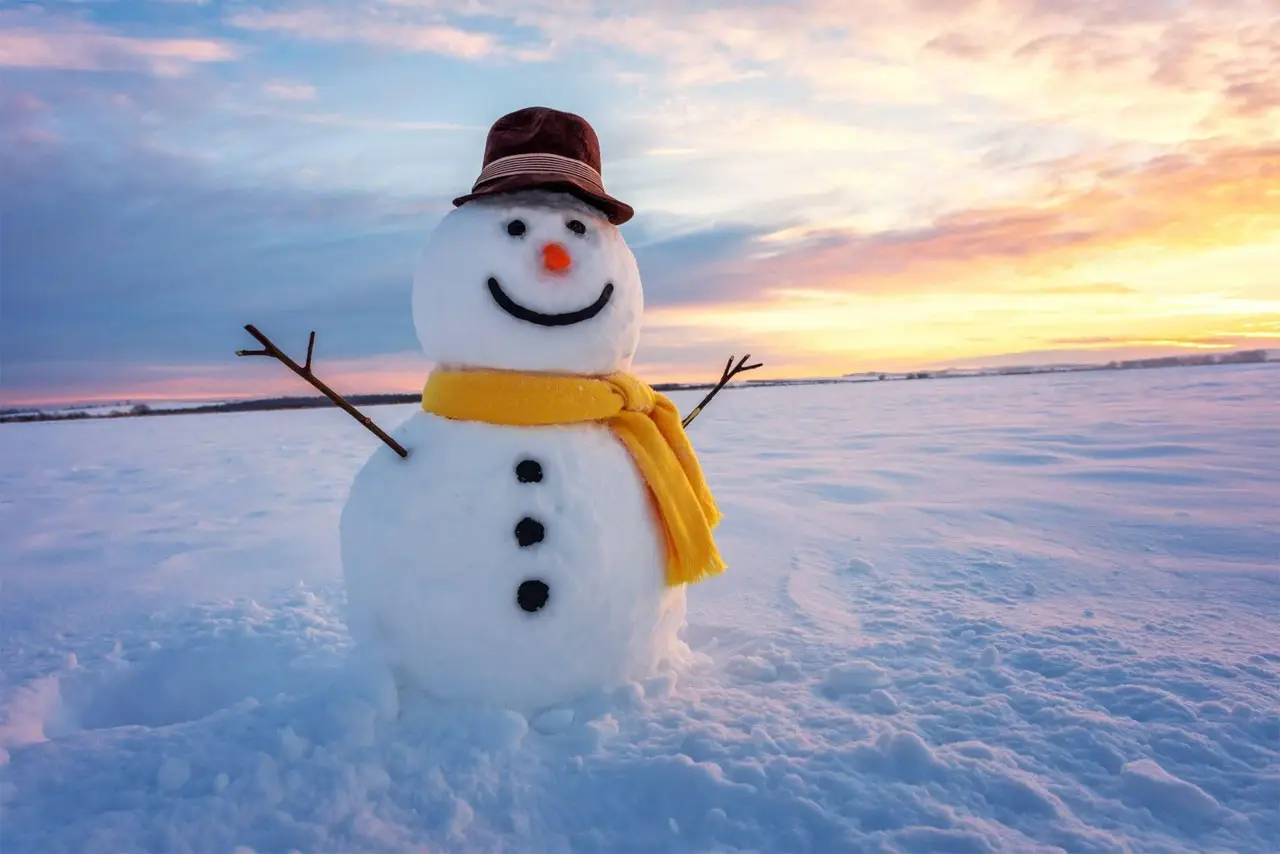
[517,579,550,613]
[515,517,545,547]
[515,459,543,483]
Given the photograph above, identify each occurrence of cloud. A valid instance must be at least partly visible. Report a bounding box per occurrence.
[356,0,1280,144]
[0,9,236,76]
[629,134,1280,376]
[0,89,56,147]
[232,105,477,133]
[1032,283,1138,296]
[1048,336,1117,346]
[5,0,1279,399]
[199,1,1280,233]
[221,1,1279,222]
[227,7,503,59]
[630,222,773,307]
[763,0,1280,143]
[0,73,795,401]
[1,350,433,406]
[704,143,1280,302]
[0,119,446,396]
[262,80,316,101]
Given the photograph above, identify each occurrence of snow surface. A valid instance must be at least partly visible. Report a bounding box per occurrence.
[2,363,1278,853]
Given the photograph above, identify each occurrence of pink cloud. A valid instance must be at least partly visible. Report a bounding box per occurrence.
[0,11,236,76]
[227,8,500,59]
[0,89,59,148]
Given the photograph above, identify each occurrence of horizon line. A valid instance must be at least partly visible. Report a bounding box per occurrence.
[4,347,1274,412]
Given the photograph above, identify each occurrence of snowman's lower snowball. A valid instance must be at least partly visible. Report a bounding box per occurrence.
[340,413,690,714]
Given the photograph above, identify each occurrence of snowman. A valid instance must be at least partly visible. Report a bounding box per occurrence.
[239,107,758,714]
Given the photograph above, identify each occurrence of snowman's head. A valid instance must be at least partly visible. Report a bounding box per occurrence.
[413,190,642,375]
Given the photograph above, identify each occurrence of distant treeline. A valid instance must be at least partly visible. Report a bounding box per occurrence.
[2,349,1271,424]
[1,384,715,424]
[1103,349,1268,370]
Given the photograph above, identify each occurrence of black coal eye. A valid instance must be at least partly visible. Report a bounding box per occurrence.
[506,220,526,237]
[566,219,586,236]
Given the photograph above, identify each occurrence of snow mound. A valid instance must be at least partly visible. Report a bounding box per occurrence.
[1121,758,1226,828]
[822,661,891,695]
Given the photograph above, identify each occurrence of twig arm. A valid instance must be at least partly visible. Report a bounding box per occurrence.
[237,324,409,458]
[681,353,764,429]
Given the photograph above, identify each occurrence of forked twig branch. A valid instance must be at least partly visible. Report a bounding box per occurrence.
[236,324,409,458]
[681,354,764,429]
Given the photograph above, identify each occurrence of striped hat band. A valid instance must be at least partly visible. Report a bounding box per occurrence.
[473,152,605,193]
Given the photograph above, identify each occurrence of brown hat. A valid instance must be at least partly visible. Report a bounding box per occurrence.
[452,106,634,225]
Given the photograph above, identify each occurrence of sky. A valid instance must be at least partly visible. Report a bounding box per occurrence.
[1,0,1278,405]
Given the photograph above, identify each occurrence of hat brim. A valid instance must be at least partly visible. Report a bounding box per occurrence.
[453,173,634,225]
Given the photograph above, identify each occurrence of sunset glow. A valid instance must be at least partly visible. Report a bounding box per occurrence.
[2,1,1277,405]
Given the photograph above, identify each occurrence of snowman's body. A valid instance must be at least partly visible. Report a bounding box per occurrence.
[340,190,691,713]
[341,414,687,712]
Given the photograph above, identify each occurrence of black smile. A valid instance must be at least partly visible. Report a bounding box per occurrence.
[487,277,614,327]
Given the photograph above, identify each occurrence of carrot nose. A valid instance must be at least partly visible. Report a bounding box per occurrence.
[542,242,572,273]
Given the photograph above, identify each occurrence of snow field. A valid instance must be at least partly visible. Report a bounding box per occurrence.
[2,364,1278,852]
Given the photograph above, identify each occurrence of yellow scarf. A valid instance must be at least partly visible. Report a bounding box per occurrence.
[422,369,725,587]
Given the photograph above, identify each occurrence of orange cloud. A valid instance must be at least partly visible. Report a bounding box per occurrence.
[719,144,1280,298]
[637,140,1280,375]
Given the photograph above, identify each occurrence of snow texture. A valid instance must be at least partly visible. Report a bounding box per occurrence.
[2,363,1279,853]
